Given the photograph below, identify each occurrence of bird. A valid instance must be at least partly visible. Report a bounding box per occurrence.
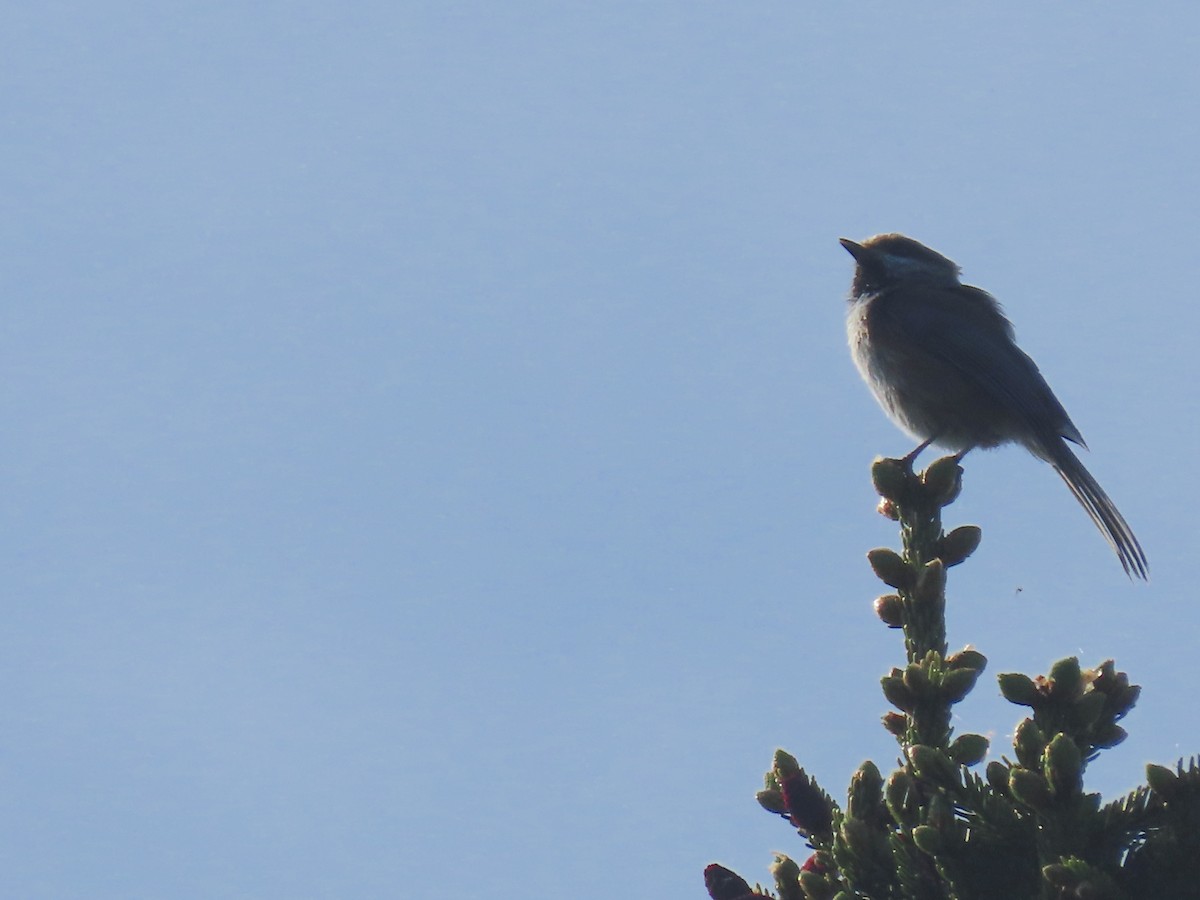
[840,233,1148,579]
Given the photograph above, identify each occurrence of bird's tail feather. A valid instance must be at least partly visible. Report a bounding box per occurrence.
[1046,442,1148,579]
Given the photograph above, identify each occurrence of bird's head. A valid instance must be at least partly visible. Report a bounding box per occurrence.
[839,233,961,296]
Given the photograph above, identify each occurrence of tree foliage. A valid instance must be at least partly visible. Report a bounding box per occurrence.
[705,456,1200,900]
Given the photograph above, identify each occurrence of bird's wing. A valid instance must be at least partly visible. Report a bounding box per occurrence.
[877,284,1085,447]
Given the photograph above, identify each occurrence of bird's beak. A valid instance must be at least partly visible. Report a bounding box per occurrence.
[839,238,866,262]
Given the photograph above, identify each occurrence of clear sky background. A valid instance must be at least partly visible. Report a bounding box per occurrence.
[3,4,1197,898]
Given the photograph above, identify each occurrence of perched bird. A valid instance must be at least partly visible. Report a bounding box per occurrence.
[840,233,1147,579]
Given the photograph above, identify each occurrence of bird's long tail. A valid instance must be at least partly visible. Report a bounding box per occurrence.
[1044,441,1148,579]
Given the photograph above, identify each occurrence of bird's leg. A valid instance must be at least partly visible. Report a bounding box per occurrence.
[952,446,974,464]
[901,437,936,469]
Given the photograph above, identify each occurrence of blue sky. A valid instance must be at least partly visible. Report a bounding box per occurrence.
[3,4,1198,898]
